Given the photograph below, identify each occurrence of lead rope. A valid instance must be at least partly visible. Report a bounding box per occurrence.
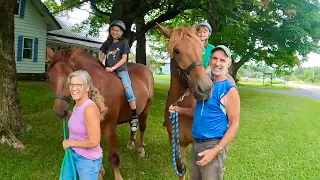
[169,90,189,176]
[59,118,77,180]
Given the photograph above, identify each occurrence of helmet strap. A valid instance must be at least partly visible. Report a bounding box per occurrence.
[113,31,123,40]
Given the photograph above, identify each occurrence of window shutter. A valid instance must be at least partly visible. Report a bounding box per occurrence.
[19,0,26,18]
[17,36,23,61]
[33,38,38,62]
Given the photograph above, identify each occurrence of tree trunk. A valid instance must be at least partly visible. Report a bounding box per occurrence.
[0,0,27,149]
[230,59,248,82]
[230,63,240,82]
[135,16,147,65]
[207,0,218,33]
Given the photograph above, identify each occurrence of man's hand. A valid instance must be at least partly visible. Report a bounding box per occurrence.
[196,147,219,166]
[169,105,180,113]
[105,67,113,72]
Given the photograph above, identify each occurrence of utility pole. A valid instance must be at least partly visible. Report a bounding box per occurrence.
[312,67,315,83]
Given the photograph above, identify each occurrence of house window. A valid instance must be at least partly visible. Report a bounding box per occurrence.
[14,0,20,15]
[23,38,33,59]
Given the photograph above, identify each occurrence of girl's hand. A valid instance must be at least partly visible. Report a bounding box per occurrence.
[105,67,113,72]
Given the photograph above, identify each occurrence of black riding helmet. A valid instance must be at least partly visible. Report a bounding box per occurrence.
[109,20,126,32]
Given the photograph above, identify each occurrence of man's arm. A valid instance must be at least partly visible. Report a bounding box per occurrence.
[169,105,194,117]
[196,87,240,166]
[216,87,240,149]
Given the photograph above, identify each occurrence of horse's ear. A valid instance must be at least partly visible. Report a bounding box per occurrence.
[156,22,173,39]
[46,47,54,59]
[190,25,197,33]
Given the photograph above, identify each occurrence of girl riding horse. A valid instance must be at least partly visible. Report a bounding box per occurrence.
[99,20,139,132]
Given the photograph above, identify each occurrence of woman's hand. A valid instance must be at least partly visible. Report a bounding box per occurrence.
[169,105,180,113]
[62,140,73,149]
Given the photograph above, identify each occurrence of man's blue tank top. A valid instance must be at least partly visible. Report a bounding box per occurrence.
[192,79,236,140]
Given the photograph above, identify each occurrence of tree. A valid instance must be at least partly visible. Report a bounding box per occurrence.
[46,0,320,80]
[0,0,28,149]
[45,0,205,65]
[207,0,320,80]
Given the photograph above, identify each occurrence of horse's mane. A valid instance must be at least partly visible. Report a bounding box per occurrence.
[49,48,105,70]
[168,27,202,58]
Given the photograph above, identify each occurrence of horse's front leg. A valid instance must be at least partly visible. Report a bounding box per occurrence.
[103,124,123,180]
[178,145,187,180]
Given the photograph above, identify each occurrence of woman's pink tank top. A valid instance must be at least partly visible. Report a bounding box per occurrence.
[68,99,102,160]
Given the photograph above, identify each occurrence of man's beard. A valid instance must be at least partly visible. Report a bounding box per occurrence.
[211,66,227,76]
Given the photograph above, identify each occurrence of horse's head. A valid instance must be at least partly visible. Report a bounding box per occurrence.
[157,23,213,100]
[47,47,74,118]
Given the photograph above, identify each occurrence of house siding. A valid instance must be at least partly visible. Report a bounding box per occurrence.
[14,0,47,73]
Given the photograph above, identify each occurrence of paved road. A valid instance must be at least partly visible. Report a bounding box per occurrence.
[241,82,320,101]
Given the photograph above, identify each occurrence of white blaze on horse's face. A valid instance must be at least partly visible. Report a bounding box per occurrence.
[68,76,89,101]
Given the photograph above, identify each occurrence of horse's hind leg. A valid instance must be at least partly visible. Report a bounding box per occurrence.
[103,124,123,180]
[127,130,136,149]
[137,101,151,157]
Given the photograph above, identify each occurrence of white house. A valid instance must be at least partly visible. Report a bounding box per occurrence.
[14,0,61,73]
[14,0,104,74]
[155,58,171,75]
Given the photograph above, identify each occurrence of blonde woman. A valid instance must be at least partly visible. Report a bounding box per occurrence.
[195,21,215,74]
[62,70,107,180]
[195,21,235,84]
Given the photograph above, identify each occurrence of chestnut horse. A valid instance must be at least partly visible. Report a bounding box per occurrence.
[157,24,213,180]
[46,48,154,180]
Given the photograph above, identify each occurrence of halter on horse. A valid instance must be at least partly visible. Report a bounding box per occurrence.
[157,23,213,180]
[47,48,154,180]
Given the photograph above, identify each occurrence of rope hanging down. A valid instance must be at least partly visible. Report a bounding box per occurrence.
[170,111,186,176]
[169,90,189,176]
[59,118,77,180]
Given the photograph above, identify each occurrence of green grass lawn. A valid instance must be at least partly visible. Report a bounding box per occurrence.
[1,81,320,179]
[153,74,170,81]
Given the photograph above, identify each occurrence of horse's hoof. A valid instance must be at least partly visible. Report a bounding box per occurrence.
[115,176,123,180]
[127,141,135,149]
[138,148,145,157]
[98,175,103,180]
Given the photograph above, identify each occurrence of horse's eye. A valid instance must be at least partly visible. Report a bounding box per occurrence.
[174,49,180,54]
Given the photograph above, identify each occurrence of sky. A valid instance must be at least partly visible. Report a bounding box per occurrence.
[47,1,320,67]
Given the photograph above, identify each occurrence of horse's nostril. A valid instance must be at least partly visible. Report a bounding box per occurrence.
[64,110,68,117]
[197,85,206,94]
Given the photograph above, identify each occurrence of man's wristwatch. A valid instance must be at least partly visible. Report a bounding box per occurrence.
[111,67,116,71]
[215,145,223,154]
